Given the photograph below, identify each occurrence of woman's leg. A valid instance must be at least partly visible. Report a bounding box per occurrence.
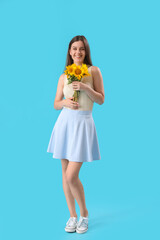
[66,161,88,217]
[61,159,77,218]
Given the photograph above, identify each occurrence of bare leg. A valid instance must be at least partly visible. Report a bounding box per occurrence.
[66,161,88,217]
[61,159,77,218]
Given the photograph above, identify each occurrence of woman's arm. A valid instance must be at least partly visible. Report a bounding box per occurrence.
[54,73,65,110]
[82,66,105,105]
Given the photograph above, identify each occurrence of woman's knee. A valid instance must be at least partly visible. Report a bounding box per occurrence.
[66,172,78,185]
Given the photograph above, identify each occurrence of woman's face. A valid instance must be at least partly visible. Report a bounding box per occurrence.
[69,41,86,66]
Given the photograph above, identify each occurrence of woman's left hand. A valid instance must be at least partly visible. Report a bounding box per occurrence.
[72,81,86,91]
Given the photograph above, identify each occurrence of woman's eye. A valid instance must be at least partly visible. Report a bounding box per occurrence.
[73,48,85,50]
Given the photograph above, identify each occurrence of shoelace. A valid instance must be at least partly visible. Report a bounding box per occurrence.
[66,217,77,227]
[77,217,88,228]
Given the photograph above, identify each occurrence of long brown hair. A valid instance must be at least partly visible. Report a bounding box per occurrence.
[63,35,93,72]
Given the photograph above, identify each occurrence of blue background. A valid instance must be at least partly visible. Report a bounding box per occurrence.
[0,0,160,239]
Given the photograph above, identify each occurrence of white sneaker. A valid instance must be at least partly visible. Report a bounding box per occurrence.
[76,215,89,234]
[65,217,78,232]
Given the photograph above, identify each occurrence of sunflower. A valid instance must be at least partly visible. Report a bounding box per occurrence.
[64,64,76,76]
[64,63,90,81]
[73,65,83,80]
[81,64,90,77]
[81,63,88,71]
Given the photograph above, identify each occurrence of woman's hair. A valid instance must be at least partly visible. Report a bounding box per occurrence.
[63,35,93,72]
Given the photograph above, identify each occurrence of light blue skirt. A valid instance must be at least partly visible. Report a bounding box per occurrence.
[47,107,101,162]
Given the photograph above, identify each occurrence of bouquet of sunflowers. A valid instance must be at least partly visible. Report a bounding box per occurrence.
[64,63,90,102]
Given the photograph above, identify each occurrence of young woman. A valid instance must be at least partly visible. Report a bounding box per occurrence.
[47,35,105,234]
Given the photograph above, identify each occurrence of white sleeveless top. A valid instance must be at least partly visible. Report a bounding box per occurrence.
[63,66,94,111]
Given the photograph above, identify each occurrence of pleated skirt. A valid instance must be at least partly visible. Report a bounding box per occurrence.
[47,107,101,162]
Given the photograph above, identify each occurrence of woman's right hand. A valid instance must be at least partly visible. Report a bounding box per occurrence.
[63,97,79,109]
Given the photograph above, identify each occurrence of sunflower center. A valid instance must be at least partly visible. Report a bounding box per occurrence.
[75,69,82,75]
[68,67,73,73]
